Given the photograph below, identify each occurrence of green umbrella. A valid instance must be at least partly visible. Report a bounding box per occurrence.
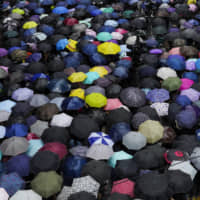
[162,77,182,92]
[123,10,134,19]
[139,120,164,144]
[96,32,112,42]
[102,7,114,13]
[31,171,63,198]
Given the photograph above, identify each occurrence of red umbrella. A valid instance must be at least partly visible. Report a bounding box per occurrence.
[39,142,67,160]
[111,178,135,197]
[26,133,40,141]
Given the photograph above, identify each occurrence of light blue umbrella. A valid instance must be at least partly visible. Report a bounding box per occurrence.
[84,72,100,84]
[0,100,16,112]
[108,151,133,168]
[56,39,69,51]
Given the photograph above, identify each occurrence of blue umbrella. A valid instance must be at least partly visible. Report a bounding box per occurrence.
[52,6,68,14]
[98,26,115,33]
[24,28,37,37]
[89,53,107,65]
[113,67,128,79]
[34,7,45,14]
[40,24,55,36]
[27,53,42,63]
[0,172,25,196]
[146,88,170,103]
[167,55,185,71]
[81,43,97,56]
[31,73,50,82]
[6,123,28,138]
[61,97,85,111]
[88,132,114,146]
[48,78,71,93]
[56,39,68,51]
[65,0,77,6]
[41,0,54,5]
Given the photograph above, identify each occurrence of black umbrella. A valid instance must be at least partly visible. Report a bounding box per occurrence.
[47,57,65,72]
[38,42,52,54]
[137,105,160,121]
[81,160,111,184]
[68,191,96,200]
[30,151,60,174]
[26,62,46,74]
[41,126,70,144]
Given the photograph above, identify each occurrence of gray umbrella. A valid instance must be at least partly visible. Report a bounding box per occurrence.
[86,144,114,160]
[57,186,72,200]
[71,176,100,197]
[122,131,147,151]
[0,111,11,122]
[120,87,146,108]
[30,120,49,137]
[181,29,198,40]
[29,94,49,107]
[0,136,29,156]
[85,86,105,96]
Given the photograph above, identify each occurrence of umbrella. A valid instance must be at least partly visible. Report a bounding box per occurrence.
[111,179,135,198]
[97,32,112,41]
[0,137,29,156]
[150,102,169,117]
[85,93,107,108]
[0,173,25,196]
[69,146,89,157]
[122,131,147,150]
[30,120,49,137]
[0,49,8,57]
[31,171,63,198]
[29,94,50,107]
[68,192,96,200]
[71,176,100,197]
[0,111,11,122]
[89,67,108,77]
[22,21,38,29]
[26,139,44,157]
[109,151,133,168]
[11,88,34,101]
[131,112,150,130]
[190,147,200,170]
[56,39,68,51]
[81,160,111,184]
[6,154,30,177]
[120,87,146,108]
[180,88,200,102]
[97,42,121,55]
[48,79,71,93]
[52,7,69,14]
[39,142,67,160]
[179,78,194,91]
[61,97,85,111]
[86,144,114,160]
[68,72,87,83]
[11,50,27,62]
[0,100,16,112]
[162,77,182,92]
[50,113,73,128]
[156,67,177,80]
[0,188,9,200]
[88,132,114,146]
[10,190,42,200]
[139,120,164,144]
[146,89,170,103]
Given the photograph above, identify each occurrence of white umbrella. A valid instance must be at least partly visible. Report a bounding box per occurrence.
[10,190,42,200]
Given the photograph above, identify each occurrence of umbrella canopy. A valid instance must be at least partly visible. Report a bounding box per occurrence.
[31,171,63,198]
[180,88,200,102]
[29,94,50,107]
[109,151,133,168]
[0,137,29,156]
[0,188,9,200]
[23,21,38,29]
[69,146,89,157]
[52,6,68,14]
[120,87,146,108]
[39,142,67,160]
[97,42,121,55]
[88,132,114,146]
[111,178,135,197]
[0,173,25,196]
[71,176,100,197]
[190,147,200,170]
[10,190,42,200]
[68,72,87,83]
[86,144,114,160]
[146,89,170,103]
[50,113,73,128]
[162,77,182,92]
[139,120,164,144]
[156,67,177,80]
[11,88,34,101]
[122,131,147,150]
[97,32,112,41]
[85,93,107,108]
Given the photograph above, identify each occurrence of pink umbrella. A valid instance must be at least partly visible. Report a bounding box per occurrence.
[111,178,135,197]
[85,29,96,37]
[168,47,181,55]
[189,4,197,12]
[104,98,123,111]
[0,66,8,73]
[179,78,194,91]
[115,28,128,34]
[39,142,67,160]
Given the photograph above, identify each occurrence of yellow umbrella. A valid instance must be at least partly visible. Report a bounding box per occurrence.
[69,88,85,100]
[187,0,196,4]
[85,93,107,108]
[68,72,87,83]
[23,21,38,29]
[12,8,25,15]
[89,66,108,77]
[97,42,121,55]
[66,39,78,52]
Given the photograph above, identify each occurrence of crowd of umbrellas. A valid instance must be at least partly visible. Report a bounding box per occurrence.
[2,0,200,200]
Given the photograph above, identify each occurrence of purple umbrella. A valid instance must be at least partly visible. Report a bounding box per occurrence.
[11,88,34,101]
[146,89,170,103]
[0,48,8,57]
[181,88,200,102]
